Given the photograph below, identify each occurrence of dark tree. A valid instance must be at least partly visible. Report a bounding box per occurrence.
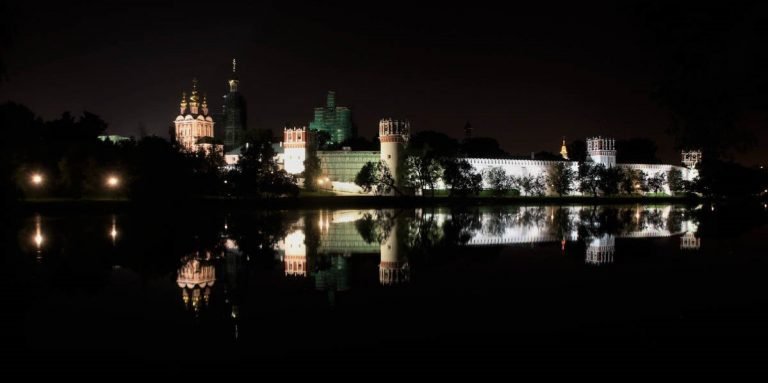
[232,129,297,197]
[578,162,603,196]
[442,159,482,197]
[547,162,575,196]
[647,173,666,194]
[303,154,321,191]
[620,169,648,195]
[354,161,399,195]
[597,166,623,196]
[483,167,512,196]
[667,168,684,195]
[403,155,442,196]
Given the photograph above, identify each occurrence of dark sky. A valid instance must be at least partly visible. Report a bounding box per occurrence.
[1,0,764,164]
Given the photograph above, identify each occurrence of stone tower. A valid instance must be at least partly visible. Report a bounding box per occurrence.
[283,126,308,175]
[586,136,616,168]
[378,118,410,189]
[222,59,247,151]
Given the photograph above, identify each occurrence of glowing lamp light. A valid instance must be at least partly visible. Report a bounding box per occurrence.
[31,173,44,186]
[317,179,324,185]
[106,175,120,188]
[34,232,43,248]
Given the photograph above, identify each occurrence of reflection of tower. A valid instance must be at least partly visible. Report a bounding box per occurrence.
[379,218,410,285]
[379,118,410,190]
[283,230,307,276]
[283,126,308,175]
[586,136,616,168]
[680,232,701,250]
[680,219,700,250]
[177,252,216,313]
[585,234,615,265]
[315,254,351,305]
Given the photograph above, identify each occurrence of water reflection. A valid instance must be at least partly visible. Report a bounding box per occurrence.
[177,251,216,314]
[19,205,706,316]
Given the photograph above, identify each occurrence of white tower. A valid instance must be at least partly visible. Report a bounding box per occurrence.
[379,118,410,189]
[586,136,616,168]
[283,126,308,175]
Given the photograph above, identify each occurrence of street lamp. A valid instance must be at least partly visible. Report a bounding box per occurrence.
[106,175,120,188]
[31,173,44,186]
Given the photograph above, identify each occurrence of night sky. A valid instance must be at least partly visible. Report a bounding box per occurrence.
[1,0,765,164]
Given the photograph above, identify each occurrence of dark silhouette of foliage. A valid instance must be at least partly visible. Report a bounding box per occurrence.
[442,159,482,197]
[547,162,575,196]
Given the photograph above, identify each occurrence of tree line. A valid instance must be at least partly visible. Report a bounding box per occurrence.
[1,102,297,206]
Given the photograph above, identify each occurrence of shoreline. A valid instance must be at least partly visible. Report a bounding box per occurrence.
[10,195,705,213]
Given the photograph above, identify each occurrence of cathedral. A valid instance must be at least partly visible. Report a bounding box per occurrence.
[174,78,217,153]
[174,59,247,154]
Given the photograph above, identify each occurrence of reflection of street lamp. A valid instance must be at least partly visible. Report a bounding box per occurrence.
[31,173,44,186]
[109,216,118,245]
[33,215,43,261]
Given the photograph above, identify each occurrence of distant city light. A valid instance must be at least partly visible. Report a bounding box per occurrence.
[106,175,120,188]
[31,173,43,186]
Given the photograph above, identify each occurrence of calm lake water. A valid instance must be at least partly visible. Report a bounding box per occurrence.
[5,204,768,377]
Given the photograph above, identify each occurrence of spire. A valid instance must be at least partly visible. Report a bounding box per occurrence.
[190,77,199,103]
[179,91,188,114]
[560,136,569,160]
[228,59,239,92]
[201,93,209,115]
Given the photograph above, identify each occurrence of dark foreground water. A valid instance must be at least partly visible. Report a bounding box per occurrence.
[3,204,768,378]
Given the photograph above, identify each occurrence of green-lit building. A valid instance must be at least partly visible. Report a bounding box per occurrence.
[309,91,352,145]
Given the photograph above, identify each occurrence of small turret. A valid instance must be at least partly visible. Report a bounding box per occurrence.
[560,137,569,160]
